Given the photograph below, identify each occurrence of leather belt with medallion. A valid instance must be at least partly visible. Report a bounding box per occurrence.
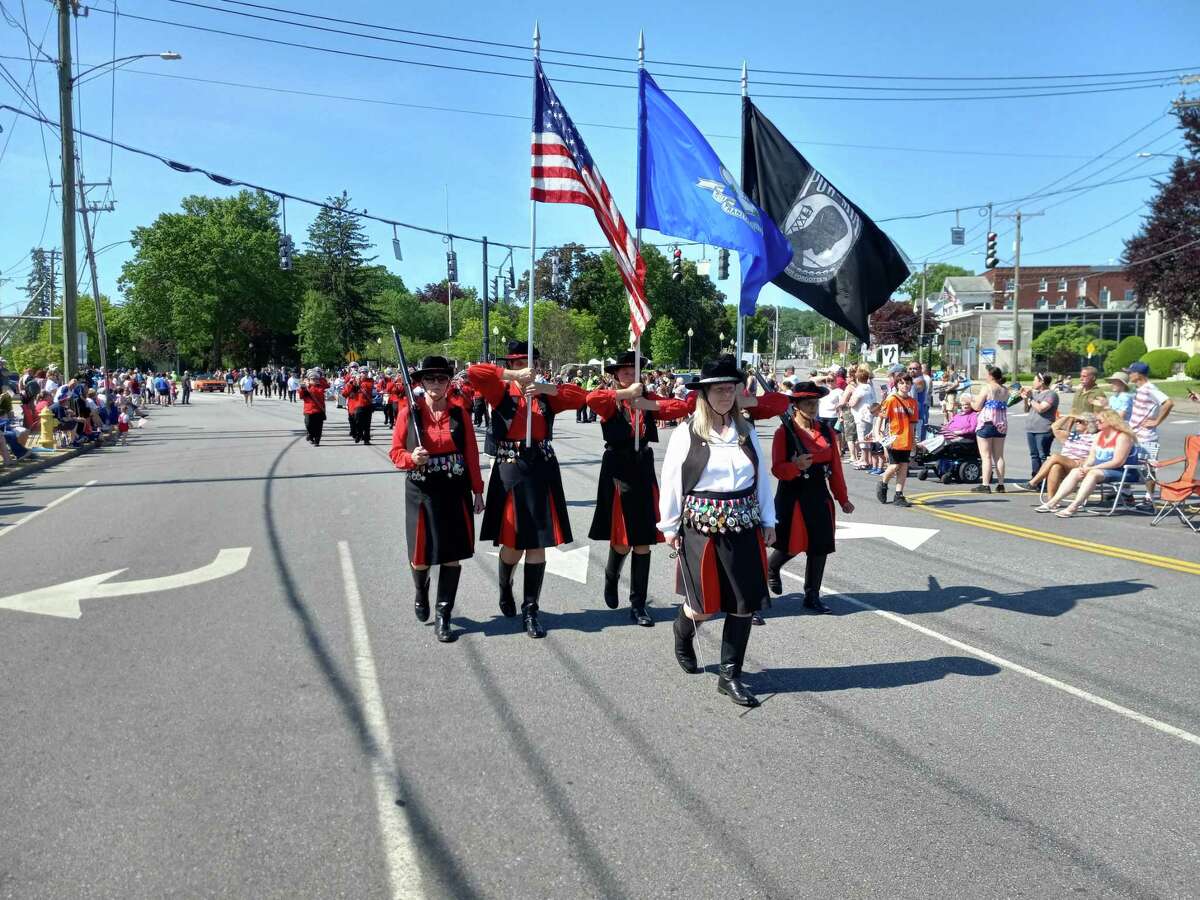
[408,452,466,482]
[682,493,762,534]
[496,439,555,463]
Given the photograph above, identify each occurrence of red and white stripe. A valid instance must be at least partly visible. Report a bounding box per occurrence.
[531,132,651,338]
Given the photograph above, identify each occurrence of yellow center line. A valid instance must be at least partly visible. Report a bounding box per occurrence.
[908,492,1200,576]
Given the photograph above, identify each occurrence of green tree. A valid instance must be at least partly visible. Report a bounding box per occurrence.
[900,263,973,302]
[296,290,344,366]
[532,300,582,367]
[119,190,298,368]
[1031,323,1115,373]
[1104,335,1148,374]
[649,315,685,367]
[304,191,377,352]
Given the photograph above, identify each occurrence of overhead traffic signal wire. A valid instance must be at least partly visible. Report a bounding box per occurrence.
[91,7,1187,102]
[202,0,1200,83]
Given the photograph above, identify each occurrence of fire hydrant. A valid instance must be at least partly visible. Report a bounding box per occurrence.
[38,405,59,449]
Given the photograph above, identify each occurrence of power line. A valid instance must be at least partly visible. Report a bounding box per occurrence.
[203,0,1200,84]
[90,7,1187,102]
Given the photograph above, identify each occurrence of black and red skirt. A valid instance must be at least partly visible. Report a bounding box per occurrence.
[588,445,662,546]
[405,454,475,565]
[480,440,571,549]
[772,469,837,556]
[675,487,769,616]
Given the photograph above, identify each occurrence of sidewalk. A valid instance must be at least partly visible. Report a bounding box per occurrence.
[0,433,117,486]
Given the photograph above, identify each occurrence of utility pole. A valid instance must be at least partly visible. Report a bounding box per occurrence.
[76,171,112,379]
[998,210,1043,375]
[481,237,489,362]
[772,305,780,374]
[56,0,80,376]
[917,261,928,367]
[48,249,59,347]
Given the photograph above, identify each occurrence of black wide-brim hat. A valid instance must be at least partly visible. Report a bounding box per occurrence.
[411,355,454,379]
[687,354,745,388]
[788,380,829,401]
[605,350,651,374]
[503,339,540,361]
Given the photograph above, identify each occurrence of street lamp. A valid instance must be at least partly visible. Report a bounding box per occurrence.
[72,51,182,85]
[687,327,694,369]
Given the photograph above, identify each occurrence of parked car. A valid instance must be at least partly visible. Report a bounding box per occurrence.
[192,373,226,392]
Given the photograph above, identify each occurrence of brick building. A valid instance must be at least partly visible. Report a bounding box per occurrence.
[981,264,1136,312]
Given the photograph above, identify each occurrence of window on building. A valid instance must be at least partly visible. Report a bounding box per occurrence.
[1124,288,1136,303]
[1078,278,1087,296]
[1038,277,1048,291]
[1058,277,1068,292]
[1006,278,1015,291]
[1077,297,1088,309]
[1099,286,1111,307]
[1037,295,1048,309]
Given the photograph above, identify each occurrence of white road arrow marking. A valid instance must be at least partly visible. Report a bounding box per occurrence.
[836,521,939,551]
[0,548,252,620]
[489,544,590,584]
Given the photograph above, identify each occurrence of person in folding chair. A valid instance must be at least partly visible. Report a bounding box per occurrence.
[585,350,690,626]
[389,356,486,643]
[1036,409,1135,517]
[767,381,855,615]
[468,341,586,638]
[658,355,776,708]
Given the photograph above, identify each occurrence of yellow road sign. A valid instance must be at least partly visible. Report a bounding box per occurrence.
[346,351,360,362]
[1086,342,1096,356]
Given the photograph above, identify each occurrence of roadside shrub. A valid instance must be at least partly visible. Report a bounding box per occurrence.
[1103,335,1147,375]
[1140,348,1189,379]
[1185,353,1200,380]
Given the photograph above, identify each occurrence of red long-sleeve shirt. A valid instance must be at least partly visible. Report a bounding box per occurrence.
[389,397,485,493]
[298,379,329,414]
[586,388,690,435]
[342,377,373,413]
[467,364,585,442]
[684,388,790,421]
[771,422,848,505]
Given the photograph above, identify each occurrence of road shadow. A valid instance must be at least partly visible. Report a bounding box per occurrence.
[747,656,1001,695]
[829,575,1154,618]
[457,602,675,638]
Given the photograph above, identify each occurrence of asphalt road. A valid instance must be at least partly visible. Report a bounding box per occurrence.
[1,391,1197,899]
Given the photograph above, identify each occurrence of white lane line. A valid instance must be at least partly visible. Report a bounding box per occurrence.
[0,479,97,541]
[337,541,423,899]
[1171,419,1195,426]
[781,570,1200,748]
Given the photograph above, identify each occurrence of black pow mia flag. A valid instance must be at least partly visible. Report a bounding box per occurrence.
[741,97,910,343]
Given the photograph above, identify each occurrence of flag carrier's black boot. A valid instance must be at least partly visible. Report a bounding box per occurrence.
[498,559,517,618]
[435,566,461,643]
[803,554,830,614]
[412,567,431,623]
[673,607,700,674]
[603,547,627,610]
[717,614,759,708]
[522,562,547,639]
[628,552,653,627]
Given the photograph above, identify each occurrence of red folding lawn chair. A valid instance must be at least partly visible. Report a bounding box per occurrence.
[1149,435,1200,532]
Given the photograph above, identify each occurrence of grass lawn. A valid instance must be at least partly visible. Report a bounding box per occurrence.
[1150,380,1200,401]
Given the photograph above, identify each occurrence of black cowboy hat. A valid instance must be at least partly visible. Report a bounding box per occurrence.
[411,355,454,379]
[687,354,745,388]
[503,339,540,361]
[605,350,651,374]
[787,380,829,401]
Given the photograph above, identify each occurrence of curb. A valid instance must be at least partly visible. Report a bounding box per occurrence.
[0,433,117,486]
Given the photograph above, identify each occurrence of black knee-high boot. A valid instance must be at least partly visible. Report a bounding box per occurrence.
[435,566,461,643]
[803,554,830,614]
[767,549,790,596]
[673,606,699,674]
[412,567,431,622]
[603,547,628,609]
[498,559,517,618]
[628,552,653,627]
[717,614,758,707]
[522,562,547,639]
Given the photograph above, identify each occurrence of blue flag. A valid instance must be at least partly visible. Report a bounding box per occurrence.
[637,70,792,315]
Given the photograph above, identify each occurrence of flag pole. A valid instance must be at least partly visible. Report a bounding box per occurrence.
[633,28,644,452]
[526,21,540,449]
[735,60,748,370]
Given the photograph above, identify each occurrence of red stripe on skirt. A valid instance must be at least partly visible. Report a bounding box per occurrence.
[699,539,721,615]
[609,487,629,546]
[787,499,809,555]
[413,509,428,566]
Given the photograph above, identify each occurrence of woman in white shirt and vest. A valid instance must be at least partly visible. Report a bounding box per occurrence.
[658,355,776,708]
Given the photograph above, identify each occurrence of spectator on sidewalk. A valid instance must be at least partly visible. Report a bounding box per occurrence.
[287,370,300,403]
[1127,361,1173,463]
[971,365,1009,493]
[1105,370,1133,420]
[181,372,193,405]
[1069,366,1106,416]
[1023,414,1097,496]
[1037,410,1135,516]
[1021,372,1059,475]
[239,370,256,405]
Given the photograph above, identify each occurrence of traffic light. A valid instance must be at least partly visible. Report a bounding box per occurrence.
[447,249,458,283]
[671,247,683,282]
[717,247,730,280]
[985,232,999,269]
[278,233,294,271]
[507,265,515,290]
[491,275,499,299]
[549,253,561,288]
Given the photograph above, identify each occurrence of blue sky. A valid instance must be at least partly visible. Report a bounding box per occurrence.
[2,0,1198,319]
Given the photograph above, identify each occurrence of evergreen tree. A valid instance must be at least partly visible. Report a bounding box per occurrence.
[296,290,344,366]
[304,191,377,352]
[1123,107,1200,335]
[21,248,54,343]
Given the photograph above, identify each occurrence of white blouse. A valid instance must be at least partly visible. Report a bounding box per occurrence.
[657,421,776,538]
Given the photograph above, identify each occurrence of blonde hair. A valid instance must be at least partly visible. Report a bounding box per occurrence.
[691,387,750,441]
[855,365,871,383]
[1095,408,1135,439]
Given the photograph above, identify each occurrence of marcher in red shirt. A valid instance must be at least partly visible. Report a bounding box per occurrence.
[390,356,485,643]
[467,340,585,638]
[342,369,374,445]
[297,368,330,446]
[585,350,689,625]
[767,382,855,614]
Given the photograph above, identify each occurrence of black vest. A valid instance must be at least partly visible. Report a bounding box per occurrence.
[780,416,834,479]
[407,402,468,454]
[489,386,554,444]
[600,399,659,450]
[680,420,759,496]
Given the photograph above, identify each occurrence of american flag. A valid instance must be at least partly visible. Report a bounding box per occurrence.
[530,59,650,338]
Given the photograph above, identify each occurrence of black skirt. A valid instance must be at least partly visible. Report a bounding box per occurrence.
[588,445,661,546]
[675,487,769,616]
[405,472,475,565]
[479,442,572,549]
[773,472,836,557]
